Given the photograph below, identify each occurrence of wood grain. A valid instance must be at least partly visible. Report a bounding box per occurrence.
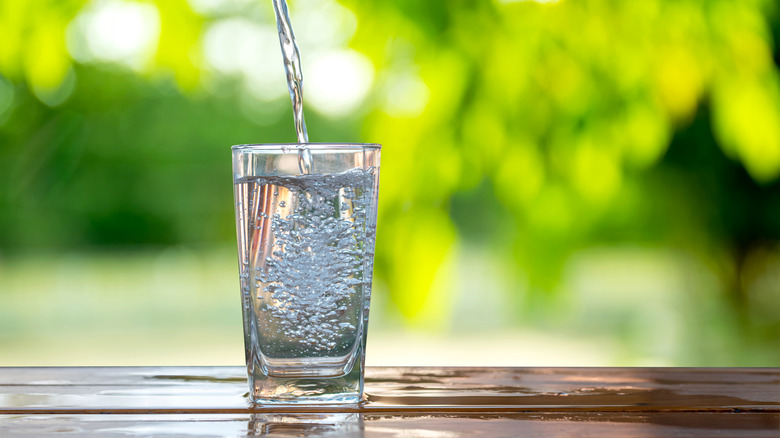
[0,367,777,436]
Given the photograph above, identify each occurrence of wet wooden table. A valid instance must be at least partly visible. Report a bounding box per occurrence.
[0,367,778,437]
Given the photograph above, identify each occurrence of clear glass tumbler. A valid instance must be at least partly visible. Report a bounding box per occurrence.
[232,143,380,404]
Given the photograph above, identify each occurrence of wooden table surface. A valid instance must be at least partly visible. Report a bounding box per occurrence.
[0,367,777,437]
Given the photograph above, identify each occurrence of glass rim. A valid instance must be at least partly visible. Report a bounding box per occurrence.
[232,143,381,152]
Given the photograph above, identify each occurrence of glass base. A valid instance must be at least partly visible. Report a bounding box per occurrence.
[247,365,364,405]
[262,354,357,378]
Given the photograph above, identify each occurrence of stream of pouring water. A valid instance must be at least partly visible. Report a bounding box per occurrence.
[272,0,313,174]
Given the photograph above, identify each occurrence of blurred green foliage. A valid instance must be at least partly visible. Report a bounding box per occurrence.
[1,0,779,364]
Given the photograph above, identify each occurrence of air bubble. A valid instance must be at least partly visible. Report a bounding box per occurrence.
[236,169,376,355]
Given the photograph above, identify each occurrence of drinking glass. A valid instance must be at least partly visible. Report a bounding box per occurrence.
[232,143,380,404]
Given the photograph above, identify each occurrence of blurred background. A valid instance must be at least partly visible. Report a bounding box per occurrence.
[1,0,779,367]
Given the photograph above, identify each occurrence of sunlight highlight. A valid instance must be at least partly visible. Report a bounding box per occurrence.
[307,50,374,117]
[66,0,160,70]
